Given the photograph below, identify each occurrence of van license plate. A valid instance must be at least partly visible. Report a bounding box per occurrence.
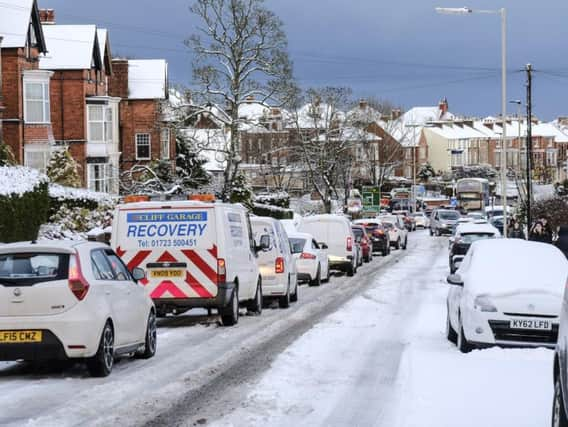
[150,269,184,278]
[509,319,552,331]
[0,330,42,343]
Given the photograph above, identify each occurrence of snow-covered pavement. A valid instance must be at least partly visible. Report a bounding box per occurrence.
[0,231,555,426]
[212,231,554,427]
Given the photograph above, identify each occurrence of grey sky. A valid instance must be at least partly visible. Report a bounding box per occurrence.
[41,0,568,120]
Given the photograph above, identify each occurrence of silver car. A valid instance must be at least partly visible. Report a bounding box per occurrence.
[430,209,461,236]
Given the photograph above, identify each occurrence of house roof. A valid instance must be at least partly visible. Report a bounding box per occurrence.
[0,0,46,52]
[402,106,455,126]
[39,25,102,71]
[128,59,168,100]
[96,28,112,75]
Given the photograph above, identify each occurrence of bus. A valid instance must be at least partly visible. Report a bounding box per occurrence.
[455,178,490,212]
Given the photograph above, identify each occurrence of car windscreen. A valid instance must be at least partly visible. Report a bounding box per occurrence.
[439,211,460,220]
[382,222,394,229]
[0,252,68,286]
[459,233,495,244]
[289,238,306,254]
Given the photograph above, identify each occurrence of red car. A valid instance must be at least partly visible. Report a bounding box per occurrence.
[351,224,372,263]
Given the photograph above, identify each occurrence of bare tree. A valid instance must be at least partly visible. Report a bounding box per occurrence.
[187,0,293,200]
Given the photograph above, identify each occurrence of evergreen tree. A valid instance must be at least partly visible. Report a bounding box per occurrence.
[229,172,253,209]
[176,133,211,189]
[46,148,82,188]
[417,163,436,182]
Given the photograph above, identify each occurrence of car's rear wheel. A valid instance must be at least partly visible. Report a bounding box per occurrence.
[446,309,457,344]
[553,375,568,427]
[310,266,321,287]
[290,279,299,303]
[221,287,239,326]
[247,279,263,315]
[395,238,401,250]
[457,319,472,353]
[347,263,354,277]
[87,322,114,377]
[279,280,291,308]
[137,311,157,359]
[402,238,408,250]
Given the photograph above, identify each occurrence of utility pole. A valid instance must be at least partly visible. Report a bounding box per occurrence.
[525,63,533,233]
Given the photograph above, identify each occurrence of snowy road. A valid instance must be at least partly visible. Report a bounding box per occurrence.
[0,231,555,426]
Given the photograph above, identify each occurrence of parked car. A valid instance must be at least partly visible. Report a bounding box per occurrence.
[448,222,501,273]
[352,220,390,256]
[446,239,568,353]
[379,215,408,250]
[299,215,358,276]
[466,211,486,221]
[410,212,430,229]
[0,240,156,377]
[352,224,372,263]
[393,210,415,231]
[111,200,262,326]
[430,209,461,236]
[288,232,330,286]
[553,244,568,425]
[251,217,298,308]
[490,215,505,235]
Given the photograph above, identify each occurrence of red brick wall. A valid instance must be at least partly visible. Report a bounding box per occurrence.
[108,60,128,99]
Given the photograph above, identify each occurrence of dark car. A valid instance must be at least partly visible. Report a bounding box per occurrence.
[352,225,372,263]
[356,221,390,256]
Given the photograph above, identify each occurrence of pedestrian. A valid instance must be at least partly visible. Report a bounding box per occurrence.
[529,220,547,243]
[556,225,568,259]
[508,219,525,239]
[541,218,553,243]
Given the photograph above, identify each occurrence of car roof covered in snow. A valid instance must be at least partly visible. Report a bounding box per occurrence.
[461,239,568,297]
[455,222,500,237]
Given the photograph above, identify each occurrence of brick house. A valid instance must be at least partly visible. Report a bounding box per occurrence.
[108,58,173,177]
[0,0,53,166]
[38,11,121,193]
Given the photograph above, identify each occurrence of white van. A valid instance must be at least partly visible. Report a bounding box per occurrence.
[251,217,298,308]
[298,214,357,276]
[111,200,262,326]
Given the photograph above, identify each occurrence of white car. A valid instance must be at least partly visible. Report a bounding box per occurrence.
[288,232,330,286]
[446,239,568,353]
[379,215,408,250]
[0,240,156,377]
[411,212,430,228]
[251,217,298,308]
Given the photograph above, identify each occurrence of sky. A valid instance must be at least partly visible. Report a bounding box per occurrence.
[38,0,568,120]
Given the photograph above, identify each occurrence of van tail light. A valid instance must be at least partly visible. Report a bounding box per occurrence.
[300,252,316,260]
[68,254,89,301]
[217,258,226,284]
[346,237,353,252]
[375,229,385,236]
[275,257,285,274]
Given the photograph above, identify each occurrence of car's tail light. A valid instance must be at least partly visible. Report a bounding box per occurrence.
[300,252,316,260]
[373,229,384,236]
[217,258,226,284]
[346,237,353,251]
[68,254,89,301]
[275,257,285,273]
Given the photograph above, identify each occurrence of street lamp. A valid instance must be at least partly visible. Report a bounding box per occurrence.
[509,100,522,178]
[436,6,508,237]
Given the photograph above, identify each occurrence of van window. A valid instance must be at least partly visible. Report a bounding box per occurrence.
[246,214,255,253]
[227,212,244,247]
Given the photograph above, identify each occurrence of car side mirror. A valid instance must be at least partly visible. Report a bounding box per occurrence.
[256,234,271,252]
[446,273,463,286]
[131,267,146,282]
[319,242,328,250]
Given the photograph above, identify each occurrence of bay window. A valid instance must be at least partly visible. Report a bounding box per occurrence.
[88,105,113,143]
[24,81,50,124]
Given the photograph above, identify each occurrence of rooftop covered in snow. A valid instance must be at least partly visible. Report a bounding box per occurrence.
[128,59,168,100]
[39,25,102,71]
[0,0,46,52]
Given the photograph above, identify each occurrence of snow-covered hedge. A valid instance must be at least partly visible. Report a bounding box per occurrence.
[252,202,293,220]
[0,166,50,242]
[48,184,115,217]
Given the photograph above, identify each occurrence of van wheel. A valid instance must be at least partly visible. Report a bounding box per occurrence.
[552,375,568,427]
[290,279,298,303]
[247,279,263,315]
[136,310,157,359]
[87,322,114,377]
[309,266,321,287]
[221,287,239,326]
[347,263,354,277]
[402,238,408,250]
[279,280,291,309]
[395,238,401,250]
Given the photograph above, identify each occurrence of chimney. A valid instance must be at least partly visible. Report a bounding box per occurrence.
[39,9,56,24]
[391,109,402,120]
[359,99,368,110]
[108,59,129,99]
[438,97,449,115]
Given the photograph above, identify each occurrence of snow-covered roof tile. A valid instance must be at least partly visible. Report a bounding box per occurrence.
[39,25,99,70]
[128,59,168,100]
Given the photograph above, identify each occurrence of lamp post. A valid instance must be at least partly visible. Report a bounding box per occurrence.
[509,100,522,178]
[436,7,508,237]
[406,123,421,213]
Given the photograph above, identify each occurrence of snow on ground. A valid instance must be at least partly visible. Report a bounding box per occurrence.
[0,166,47,196]
[212,231,554,427]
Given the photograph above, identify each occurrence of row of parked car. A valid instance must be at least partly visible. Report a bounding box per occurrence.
[429,209,568,426]
[0,200,415,378]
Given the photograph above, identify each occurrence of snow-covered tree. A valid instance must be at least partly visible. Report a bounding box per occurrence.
[418,163,436,182]
[46,148,81,188]
[229,172,253,208]
[176,132,211,189]
[187,0,294,201]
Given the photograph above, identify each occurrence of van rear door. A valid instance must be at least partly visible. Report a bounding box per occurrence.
[113,206,219,300]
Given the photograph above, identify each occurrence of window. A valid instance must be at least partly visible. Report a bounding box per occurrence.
[161,128,170,160]
[88,163,110,193]
[88,105,113,143]
[91,250,115,280]
[105,251,131,281]
[24,144,52,173]
[136,133,151,160]
[24,81,50,123]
